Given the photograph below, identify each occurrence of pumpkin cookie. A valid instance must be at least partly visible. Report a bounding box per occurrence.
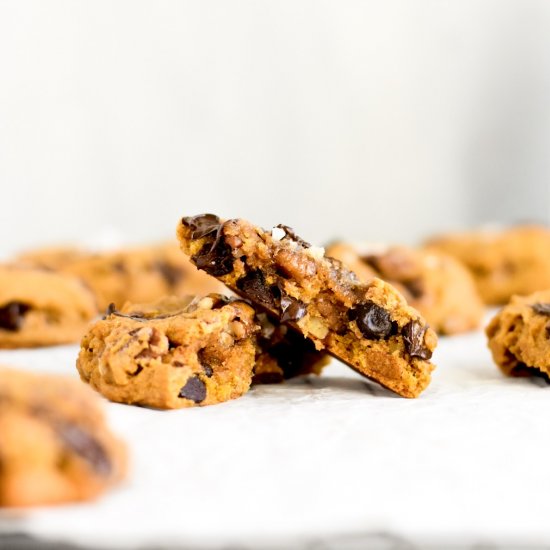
[17,243,225,310]
[0,367,126,507]
[487,290,550,379]
[77,294,259,408]
[0,265,98,348]
[427,225,550,305]
[178,215,437,397]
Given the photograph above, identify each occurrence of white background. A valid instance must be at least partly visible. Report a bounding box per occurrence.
[1,1,549,252]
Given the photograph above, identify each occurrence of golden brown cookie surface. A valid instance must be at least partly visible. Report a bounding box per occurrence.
[326,242,484,335]
[0,265,98,348]
[77,294,259,408]
[178,215,437,398]
[486,290,550,379]
[0,367,126,507]
[427,225,550,305]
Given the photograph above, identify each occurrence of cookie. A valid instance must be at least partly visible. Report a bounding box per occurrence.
[326,243,484,335]
[17,243,225,310]
[427,225,550,305]
[0,367,126,507]
[77,294,259,408]
[178,215,437,398]
[486,290,550,379]
[0,266,98,348]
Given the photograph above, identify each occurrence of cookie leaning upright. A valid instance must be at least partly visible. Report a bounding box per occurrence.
[0,367,126,507]
[486,290,550,379]
[178,215,437,398]
[77,295,259,408]
[0,265,98,348]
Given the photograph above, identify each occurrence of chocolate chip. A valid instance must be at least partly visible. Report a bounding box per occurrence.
[361,255,382,271]
[182,214,221,239]
[532,303,550,316]
[348,301,393,339]
[178,376,207,403]
[280,295,307,323]
[237,270,275,308]
[111,260,126,273]
[275,224,311,248]
[402,321,432,360]
[193,234,234,276]
[197,349,215,377]
[0,302,30,331]
[55,421,111,476]
[154,261,184,287]
[401,278,424,300]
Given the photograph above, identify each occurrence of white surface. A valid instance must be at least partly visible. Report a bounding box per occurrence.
[1,323,550,548]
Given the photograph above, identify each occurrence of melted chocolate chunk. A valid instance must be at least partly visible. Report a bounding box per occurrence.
[402,321,432,360]
[178,375,207,403]
[56,421,111,476]
[193,232,234,276]
[280,295,307,323]
[182,214,221,239]
[0,302,31,331]
[154,261,184,287]
[532,303,550,316]
[275,224,311,248]
[265,331,318,379]
[348,302,393,339]
[237,270,275,308]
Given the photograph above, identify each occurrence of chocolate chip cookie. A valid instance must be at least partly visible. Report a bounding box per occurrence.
[0,367,126,507]
[427,225,550,305]
[18,243,225,310]
[0,266,98,348]
[178,215,437,398]
[326,243,484,335]
[77,294,259,408]
[486,290,550,379]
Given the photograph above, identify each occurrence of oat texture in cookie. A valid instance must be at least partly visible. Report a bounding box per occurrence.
[77,295,259,408]
[178,215,437,398]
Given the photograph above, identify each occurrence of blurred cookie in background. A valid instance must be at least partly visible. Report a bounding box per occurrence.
[17,242,226,311]
[326,242,484,335]
[426,225,550,305]
[0,367,126,507]
[0,265,98,348]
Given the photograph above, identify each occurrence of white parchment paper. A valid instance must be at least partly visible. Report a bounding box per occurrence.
[0,320,549,549]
